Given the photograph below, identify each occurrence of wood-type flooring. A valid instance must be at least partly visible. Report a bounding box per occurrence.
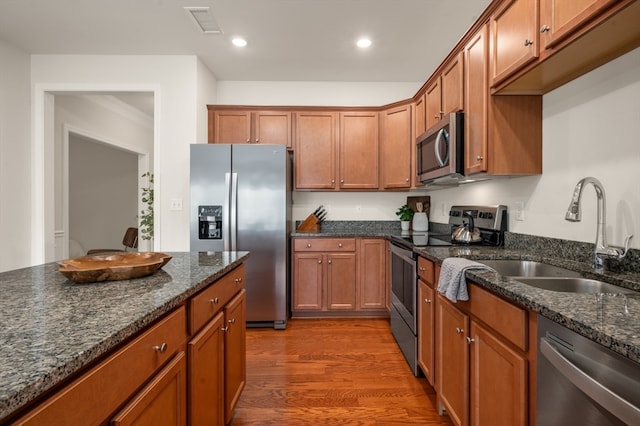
[230,318,453,425]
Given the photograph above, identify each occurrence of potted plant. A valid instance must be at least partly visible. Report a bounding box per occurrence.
[396,204,414,231]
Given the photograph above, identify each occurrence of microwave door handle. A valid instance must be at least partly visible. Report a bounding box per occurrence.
[434,128,449,167]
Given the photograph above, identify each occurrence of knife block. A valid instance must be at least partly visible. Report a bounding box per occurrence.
[296,214,320,233]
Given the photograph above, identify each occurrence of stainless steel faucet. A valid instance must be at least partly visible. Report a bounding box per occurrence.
[565,177,633,271]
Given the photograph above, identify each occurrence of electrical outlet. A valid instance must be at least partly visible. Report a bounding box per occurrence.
[515,201,525,221]
[170,198,183,211]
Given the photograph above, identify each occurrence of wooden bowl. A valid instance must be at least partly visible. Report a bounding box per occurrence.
[58,252,172,283]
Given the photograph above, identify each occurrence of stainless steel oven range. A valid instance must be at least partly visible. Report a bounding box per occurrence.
[389,205,507,376]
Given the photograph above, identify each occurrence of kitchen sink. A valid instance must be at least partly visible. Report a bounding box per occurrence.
[515,277,638,294]
[477,260,583,278]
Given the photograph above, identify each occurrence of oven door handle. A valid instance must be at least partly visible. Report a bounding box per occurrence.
[390,243,416,264]
[540,337,640,424]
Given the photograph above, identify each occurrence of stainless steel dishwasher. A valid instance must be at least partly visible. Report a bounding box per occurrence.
[536,316,640,425]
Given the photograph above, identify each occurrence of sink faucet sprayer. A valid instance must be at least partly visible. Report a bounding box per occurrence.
[565,177,633,271]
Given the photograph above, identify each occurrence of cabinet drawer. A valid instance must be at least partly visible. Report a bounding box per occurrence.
[15,307,187,425]
[468,284,527,351]
[294,238,356,252]
[417,257,436,285]
[189,264,245,335]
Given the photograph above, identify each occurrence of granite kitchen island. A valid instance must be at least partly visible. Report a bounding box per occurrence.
[0,251,249,424]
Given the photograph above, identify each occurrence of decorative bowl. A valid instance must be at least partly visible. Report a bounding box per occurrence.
[58,252,172,283]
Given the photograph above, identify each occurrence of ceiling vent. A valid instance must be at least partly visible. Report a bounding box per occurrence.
[185,6,223,34]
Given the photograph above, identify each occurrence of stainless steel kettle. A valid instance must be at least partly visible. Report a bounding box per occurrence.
[451,213,482,244]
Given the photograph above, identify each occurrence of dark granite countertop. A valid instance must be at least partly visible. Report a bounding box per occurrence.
[0,251,249,421]
[414,245,640,365]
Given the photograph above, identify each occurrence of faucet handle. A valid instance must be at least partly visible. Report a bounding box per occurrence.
[598,234,633,260]
[619,234,633,259]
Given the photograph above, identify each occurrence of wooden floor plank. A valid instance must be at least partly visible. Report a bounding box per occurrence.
[230,318,453,425]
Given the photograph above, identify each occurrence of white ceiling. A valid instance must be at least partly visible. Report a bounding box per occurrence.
[0,0,491,83]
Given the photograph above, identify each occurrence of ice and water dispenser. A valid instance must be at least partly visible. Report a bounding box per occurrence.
[198,205,222,239]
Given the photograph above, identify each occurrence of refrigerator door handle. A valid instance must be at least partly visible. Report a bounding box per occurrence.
[230,172,238,251]
[223,172,231,251]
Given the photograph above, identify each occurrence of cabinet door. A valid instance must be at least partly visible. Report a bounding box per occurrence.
[490,0,538,86]
[464,24,489,175]
[357,239,387,310]
[425,78,442,129]
[418,281,435,386]
[294,112,337,189]
[339,112,379,189]
[111,352,187,426]
[437,295,469,426]
[441,52,464,116]
[327,253,357,310]
[224,289,246,425]
[380,104,412,189]
[213,111,252,144]
[540,0,617,49]
[188,312,224,426]
[469,321,527,426]
[414,94,427,137]
[292,252,324,311]
[255,111,292,147]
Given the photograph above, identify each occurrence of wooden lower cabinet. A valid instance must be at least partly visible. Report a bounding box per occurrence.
[292,237,387,316]
[434,278,530,426]
[111,352,187,426]
[436,295,470,426]
[469,321,527,426]
[224,289,247,425]
[417,257,438,386]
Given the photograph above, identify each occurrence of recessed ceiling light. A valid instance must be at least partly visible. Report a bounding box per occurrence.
[232,37,247,47]
[356,38,372,48]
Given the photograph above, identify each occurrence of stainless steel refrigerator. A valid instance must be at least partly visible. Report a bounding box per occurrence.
[190,144,291,329]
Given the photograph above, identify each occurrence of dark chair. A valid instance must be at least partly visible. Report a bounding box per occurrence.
[87,227,138,255]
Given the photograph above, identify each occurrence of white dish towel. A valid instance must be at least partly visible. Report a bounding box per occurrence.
[437,257,495,302]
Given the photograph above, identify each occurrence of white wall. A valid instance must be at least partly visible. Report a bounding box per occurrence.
[427,47,640,249]
[0,40,31,272]
[31,55,208,261]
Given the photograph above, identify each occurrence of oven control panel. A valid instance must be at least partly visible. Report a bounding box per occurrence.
[449,205,507,231]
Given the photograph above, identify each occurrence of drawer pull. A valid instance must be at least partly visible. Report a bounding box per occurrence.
[228,318,236,325]
[524,39,533,47]
[338,243,343,248]
[210,297,219,304]
[221,326,229,332]
[318,259,322,264]
[234,277,243,283]
[466,337,475,344]
[455,327,464,334]
[424,298,432,304]
[419,266,425,271]
[307,243,312,248]
[152,343,168,353]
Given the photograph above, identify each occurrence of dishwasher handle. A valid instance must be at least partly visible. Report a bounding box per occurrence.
[540,337,640,425]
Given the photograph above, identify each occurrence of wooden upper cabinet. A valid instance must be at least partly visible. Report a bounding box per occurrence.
[426,53,464,130]
[339,112,379,189]
[414,94,426,137]
[490,0,539,87]
[209,109,292,147]
[254,111,292,147]
[464,24,489,175]
[294,111,337,190]
[211,111,252,144]
[539,0,617,49]
[425,78,442,130]
[380,104,412,189]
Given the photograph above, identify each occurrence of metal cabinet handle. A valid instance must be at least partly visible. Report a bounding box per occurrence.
[524,39,533,46]
[221,326,229,332]
[152,343,167,353]
[476,155,483,161]
[455,327,464,334]
[228,318,236,324]
[210,297,219,304]
[331,179,335,184]
[338,243,343,248]
[434,114,440,119]
[234,277,243,283]
[340,179,344,184]
[466,337,475,344]
[255,139,259,143]
[318,259,322,264]
[540,25,550,33]
[246,139,250,143]
[328,259,332,264]
[307,243,312,248]
[405,178,409,182]
[419,266,425,271]
[424,298,432,304]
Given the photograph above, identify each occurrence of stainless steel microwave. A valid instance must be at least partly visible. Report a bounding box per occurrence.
[416,112,464,184]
